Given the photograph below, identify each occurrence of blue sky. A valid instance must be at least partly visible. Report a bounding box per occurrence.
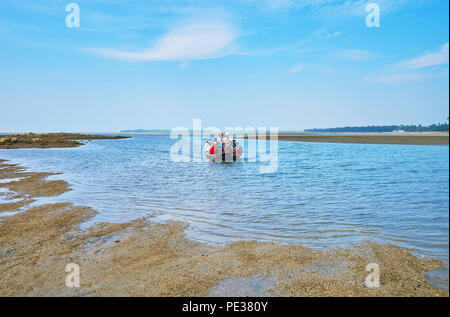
[0,0,448,132]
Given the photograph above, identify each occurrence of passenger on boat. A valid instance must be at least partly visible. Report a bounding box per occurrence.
[209,138,218,154]
[204,141,211,153]
[222,132,233,155]
[224,132,232,144]
[235,141,243,156]
[224,141,233,154]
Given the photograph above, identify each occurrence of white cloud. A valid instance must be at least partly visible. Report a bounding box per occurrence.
[86,21,238,61]
[289,63,304,73]
[394,43,449,70]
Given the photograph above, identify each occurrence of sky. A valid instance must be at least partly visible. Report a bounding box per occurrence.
[0,0,449,132]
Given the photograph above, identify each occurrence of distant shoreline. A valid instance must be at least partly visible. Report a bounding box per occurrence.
[2,131,448,135]
[2,131,448,136]
[245,134,449,146]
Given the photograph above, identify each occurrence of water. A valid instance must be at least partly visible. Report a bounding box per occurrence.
[0,135,448,263]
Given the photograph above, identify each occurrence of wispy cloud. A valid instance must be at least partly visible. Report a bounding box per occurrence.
[264,0,294,10]
[250,0,429,17]
[241,26,341,57]
[289,63,304,73]
[312,28,341,40]
[364,43,449,83]
[394,43,449,70]
[86,21,238,61]
[364,72,441,84]
[261,40,307,56]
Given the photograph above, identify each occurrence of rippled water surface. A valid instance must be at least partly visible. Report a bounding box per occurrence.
[1,135,448,262]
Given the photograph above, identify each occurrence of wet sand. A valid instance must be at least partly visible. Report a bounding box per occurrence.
[0,133,129,149]
[245,134,449,145]
[90,131,449,145]
[0,158,447,296]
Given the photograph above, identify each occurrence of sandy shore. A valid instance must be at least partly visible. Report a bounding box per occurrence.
[0,158,447,297]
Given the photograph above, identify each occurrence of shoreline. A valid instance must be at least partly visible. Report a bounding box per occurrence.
[245,134,449,145]
[0,132,448,147]
[0,133,129,149]
[0,158,448,296]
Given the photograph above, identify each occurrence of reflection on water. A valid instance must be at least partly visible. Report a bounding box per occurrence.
[0,135,448,263]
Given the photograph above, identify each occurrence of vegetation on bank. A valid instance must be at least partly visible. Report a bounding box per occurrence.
[305,121,449,133]
[247,134,449,145]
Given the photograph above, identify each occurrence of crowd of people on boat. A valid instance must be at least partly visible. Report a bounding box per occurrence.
[204,132,243,161]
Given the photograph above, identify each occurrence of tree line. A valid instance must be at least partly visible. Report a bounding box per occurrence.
[305,121,449,133]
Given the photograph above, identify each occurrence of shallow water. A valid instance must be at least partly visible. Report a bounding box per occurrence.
[0,135,448,263]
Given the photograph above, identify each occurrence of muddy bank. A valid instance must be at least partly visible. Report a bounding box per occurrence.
[245,134,449,145]
[0,133,129,149]
[0,159,447,296]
